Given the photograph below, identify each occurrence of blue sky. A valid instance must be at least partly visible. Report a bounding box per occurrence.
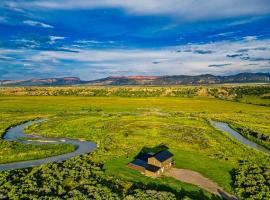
[0,0,270,80]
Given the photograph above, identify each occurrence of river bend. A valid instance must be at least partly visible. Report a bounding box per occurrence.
[0,119,97,172]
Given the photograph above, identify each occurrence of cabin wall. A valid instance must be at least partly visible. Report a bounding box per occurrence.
[161,158,173,168]
[127,163,145,173]
[148,157,173,169]
[148,157,162,167]
[145,169,160,177]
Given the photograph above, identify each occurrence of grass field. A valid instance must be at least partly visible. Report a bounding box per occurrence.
[0,95,269,197]
[0,113,76,164]
[238,95,270,106]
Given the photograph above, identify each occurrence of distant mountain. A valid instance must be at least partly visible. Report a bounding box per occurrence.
[0,77,84,86]
[1,73,270,86]
[87,73,270,85]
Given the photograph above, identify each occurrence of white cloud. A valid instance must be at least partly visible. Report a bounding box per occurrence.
[0,55,15,61]
[74,40,115,46]
[13,0,270,21]
[0,49,24,54]
[3,1,25,13]
[76,40,104,44]
[23,20,54,28]
[24,38,270,79]
[13,39,40,48]
[209,31,237,38]
[227,17,262,26]
[243,36,258,41]
[2,38,269,79]
[48,36,66,44]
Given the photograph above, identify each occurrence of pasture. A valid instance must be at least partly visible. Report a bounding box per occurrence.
[0,93,269,199]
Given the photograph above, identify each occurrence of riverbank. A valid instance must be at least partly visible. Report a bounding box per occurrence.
[211,121,270,155]
[229,123,270,150]
[0,119,96,171]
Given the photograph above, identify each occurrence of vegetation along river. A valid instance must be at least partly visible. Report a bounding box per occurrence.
[211,121,270,155]
[0,119,268,172]
[0,119,97,171]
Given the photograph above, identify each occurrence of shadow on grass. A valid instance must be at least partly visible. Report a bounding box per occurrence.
[229,168,236,190]
[131,143,170,161]
[140,144,169,154]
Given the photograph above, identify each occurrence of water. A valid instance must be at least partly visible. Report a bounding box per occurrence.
[0,119,97,171]
[210,121,270,155]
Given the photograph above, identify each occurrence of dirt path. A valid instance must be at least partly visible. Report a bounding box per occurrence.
[164,168,238,200]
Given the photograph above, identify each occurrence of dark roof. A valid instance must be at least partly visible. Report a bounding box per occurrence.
[130,159,148,168]
[136,152,152,162]
[146,164,160,172]
[154,150,173,162]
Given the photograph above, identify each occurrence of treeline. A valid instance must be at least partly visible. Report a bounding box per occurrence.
[233,161,270,200]
[0,85,269,98]
[0,87,199,97]
[207,85,270,100]
[0,86,201,98]
[0,154,218,200]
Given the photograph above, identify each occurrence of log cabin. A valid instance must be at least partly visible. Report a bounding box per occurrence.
[128,148,174,177]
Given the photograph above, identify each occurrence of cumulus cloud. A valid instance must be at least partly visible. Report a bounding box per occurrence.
[1,35,269,80]
[3,38,265,79]
[243,36,258,41]
[48,36,66,44]
[9,0,270,21]
[1,1,269,80]
[23,20,53,28]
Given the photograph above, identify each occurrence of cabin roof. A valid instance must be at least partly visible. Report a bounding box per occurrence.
[153,149,173,162]
[130,159,148,168]
[146,164,160,172]
[136,152,152,162]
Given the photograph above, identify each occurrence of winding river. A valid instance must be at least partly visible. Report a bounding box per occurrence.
[0,119,268,172]
[0,119,97,172]
[210,121,270,155]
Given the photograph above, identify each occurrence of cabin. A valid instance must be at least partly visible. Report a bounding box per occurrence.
[128,145,174,177]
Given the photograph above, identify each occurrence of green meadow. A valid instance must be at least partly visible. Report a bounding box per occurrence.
[0,91,269,199]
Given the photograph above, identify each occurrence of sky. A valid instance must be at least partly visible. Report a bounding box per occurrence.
[0,0,270,80]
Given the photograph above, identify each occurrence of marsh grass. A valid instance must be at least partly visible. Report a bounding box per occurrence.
[0,95,269,195]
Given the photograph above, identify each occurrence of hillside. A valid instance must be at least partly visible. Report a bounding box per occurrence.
[1,73,270,86]
[87,73,270,85]
[0,77,84,86]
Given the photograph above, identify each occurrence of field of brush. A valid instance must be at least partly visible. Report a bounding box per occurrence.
[0,86,269,199]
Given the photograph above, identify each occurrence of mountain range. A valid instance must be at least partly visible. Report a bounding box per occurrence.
[0,77,83,86]
[1,73,270,86]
